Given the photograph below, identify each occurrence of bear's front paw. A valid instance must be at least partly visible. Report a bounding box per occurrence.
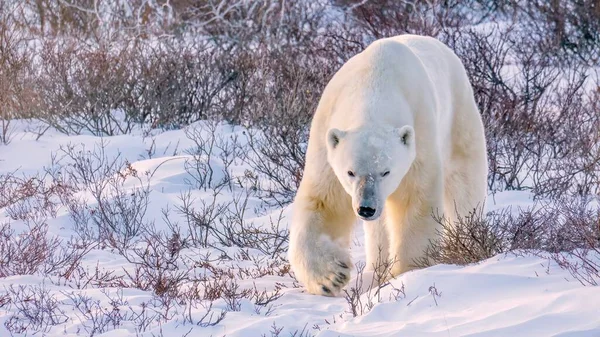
[290,235,352,297]
[313,258,352,297]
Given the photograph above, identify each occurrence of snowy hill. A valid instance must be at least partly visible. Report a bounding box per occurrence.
[1,121,598,337]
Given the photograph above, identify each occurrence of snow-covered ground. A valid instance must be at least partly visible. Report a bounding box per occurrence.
[0,121,599,337]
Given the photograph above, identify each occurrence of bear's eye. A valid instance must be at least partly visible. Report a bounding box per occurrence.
[382,171,390,177]
[347,171,355,177]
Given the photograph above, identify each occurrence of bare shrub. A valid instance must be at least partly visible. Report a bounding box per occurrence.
[542,198,600,286]
[0,221,92,279]
[527,83,600,198]
[0,170,73,218]
[183,121,227,191]
[177,190,227,248]
[415,207,508,267]
[127,42,241,129]
[0,222,61,277]
[2,0,342,135]
[193,269,283,314]
[56,141,152,249]
[343,254,404,317]
[180,298,227,327]
[0,119,14,145]
[22,36,242,134]
[177,189,289,257]
[34,40,138,135]
[516,0,600,65]
[334,0,472,39]
[0,5,41,139]
[239,48,335,206]
[4,285,68,334]
[120,228,189,298]
[64,289,161,335]
[343,262,377,317]
[65,264,127,290]
[217,192,288,256]
[448,25,600,197]
[243,127,306,207]
[553,250,600,287]
[1,0,344,152]
[416,199,600,286]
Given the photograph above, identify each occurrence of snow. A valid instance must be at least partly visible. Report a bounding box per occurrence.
[326,254,600,336]
[0,121,599,337]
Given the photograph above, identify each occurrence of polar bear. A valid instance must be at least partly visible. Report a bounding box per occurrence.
[288,35,488,296]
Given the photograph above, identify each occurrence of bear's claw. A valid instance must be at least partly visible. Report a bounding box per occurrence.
[291,234,352,296]
[337,261,349,269]
[315,262,352,296]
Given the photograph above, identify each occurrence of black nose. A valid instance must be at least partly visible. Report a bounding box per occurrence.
[357,206,376,218]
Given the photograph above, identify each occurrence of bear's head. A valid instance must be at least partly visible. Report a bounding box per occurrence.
[326,125,416,221]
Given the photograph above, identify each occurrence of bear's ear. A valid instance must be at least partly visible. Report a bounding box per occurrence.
[327,128,346,150]
[395,125,414,146]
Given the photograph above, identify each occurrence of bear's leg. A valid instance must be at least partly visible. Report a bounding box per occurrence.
[363,214,390,276]
[444,136,488,223]
[444,166,487,224]
[385,199,442,277]
[445,102,488,223]
[288,191,355,296]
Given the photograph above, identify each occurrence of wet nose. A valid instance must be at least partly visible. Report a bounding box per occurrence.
[357,206,376,218]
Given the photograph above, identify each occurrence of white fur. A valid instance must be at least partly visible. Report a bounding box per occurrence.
[288,35,488,296]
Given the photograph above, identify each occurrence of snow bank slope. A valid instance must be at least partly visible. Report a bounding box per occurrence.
[0,122,598,337]
[323,253,600,337]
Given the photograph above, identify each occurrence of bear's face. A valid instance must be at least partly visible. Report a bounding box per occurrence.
[326,126,415,221]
